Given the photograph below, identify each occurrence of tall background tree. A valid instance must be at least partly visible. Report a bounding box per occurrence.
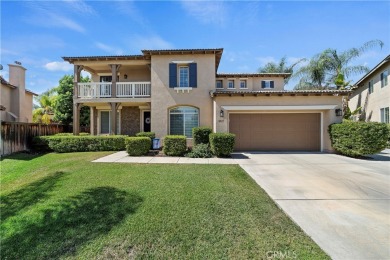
[258,56,306,83]
[33,88,58,124]
[294,40,384,89]
[54,75,90,127]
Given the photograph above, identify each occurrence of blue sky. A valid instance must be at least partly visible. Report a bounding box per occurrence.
[1,0,389,93]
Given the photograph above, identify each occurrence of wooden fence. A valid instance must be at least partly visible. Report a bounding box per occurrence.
[0,122,68,156]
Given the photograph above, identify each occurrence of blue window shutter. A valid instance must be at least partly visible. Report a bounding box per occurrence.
[169,63,177,88]
[189,63,197,88]
[270,81,274,88]
[261,81,265,88]
[381,73,384,87]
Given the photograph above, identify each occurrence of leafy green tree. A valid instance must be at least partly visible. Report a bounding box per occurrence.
[294,40,383,89]
[258,56,306,83]
[33,88,58,124]
[54,75,90,126]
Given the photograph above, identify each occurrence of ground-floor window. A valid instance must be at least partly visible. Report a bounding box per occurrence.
[169,106,199,138]
[100,110,120,134]
[380,107,389,123]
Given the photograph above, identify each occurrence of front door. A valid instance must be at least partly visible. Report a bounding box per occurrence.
[143,111,151,132]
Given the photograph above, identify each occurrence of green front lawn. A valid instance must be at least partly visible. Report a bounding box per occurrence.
[0,152,329,259]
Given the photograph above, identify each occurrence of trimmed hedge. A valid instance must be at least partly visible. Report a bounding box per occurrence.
[192,127,212,145]
[136,132,156,139]
[163,135,187,156]
[54,132,90,136]
[209,133,235,157]
[125,137,151,156]
[329,122,389,157]
[186,143,213,158]
[32,135,126,153]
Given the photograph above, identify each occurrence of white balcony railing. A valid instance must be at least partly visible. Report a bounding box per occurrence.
[78,82,151,98]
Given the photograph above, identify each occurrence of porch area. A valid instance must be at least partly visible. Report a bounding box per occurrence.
[77,82,151,99]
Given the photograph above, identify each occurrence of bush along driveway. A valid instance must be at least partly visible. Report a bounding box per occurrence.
[1,152,329,259]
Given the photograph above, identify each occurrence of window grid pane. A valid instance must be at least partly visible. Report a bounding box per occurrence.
[179,67,189,87]
[169,106,199,138]
[240,80,246,89]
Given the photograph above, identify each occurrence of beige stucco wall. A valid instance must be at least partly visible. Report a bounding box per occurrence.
[1,84,13,116]
[150,54,216,139]
[90,66,150,83]
[349,62,389,122]
[213,95,344,152]
[23,93,34,122]
[215,76,285,91]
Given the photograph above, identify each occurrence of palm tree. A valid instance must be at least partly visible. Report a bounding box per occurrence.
[33,88,57,124]
[258,56,306,83]
[294,40,384,89]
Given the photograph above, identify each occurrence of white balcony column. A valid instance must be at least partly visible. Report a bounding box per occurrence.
[109,102,120,135]
[110,64,121,98]
[73,65,83,99]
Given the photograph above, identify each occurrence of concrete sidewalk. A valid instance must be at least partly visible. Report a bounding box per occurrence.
[92,151,238,164]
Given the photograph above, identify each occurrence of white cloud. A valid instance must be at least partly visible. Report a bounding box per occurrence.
[63,0,96,15]
[129,35,173,51]
[113,1,148,27]
[44,61,73,72]
[256,56,277,66]
[181,1,227,26]
[95,42,123,55]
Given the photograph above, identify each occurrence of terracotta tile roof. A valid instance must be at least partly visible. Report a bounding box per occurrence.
[211,89,351,97]
[217,73,291,78]
[62,55,148,62]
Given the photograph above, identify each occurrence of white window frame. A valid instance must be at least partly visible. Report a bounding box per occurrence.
[178,66,189,88]
[240,80,247,89]
[381,70,388,88]
[228,80,235,89]
[98,110,121,135]
[216,80,223,89]
[262,80,274,89]
[380,107,389,123]
[169,106,199,138]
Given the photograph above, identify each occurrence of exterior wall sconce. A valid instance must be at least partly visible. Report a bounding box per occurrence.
[335,108,343,117]
[220,109,224,117]
[124,74,128,79]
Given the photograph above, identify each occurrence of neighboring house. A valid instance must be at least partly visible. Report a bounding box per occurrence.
[349,55,390,123]
[0,63,37,122]
[63,48,349,152]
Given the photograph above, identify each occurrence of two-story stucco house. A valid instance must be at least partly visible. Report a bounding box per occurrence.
[63,48,350,152]
[349,55,390,123]
[0,63,37,122]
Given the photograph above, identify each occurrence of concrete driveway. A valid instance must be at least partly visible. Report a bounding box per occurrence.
[237,150,390,260]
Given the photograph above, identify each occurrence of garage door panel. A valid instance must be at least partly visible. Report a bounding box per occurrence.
[229,113,320,151]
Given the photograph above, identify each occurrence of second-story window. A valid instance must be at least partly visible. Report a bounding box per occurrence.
[381,70,388,88]
[216,80,223,89]
[240,80,247,89]
[228,80,235,89]
[261,80,274,89]
[368,80,374,94]
[179,66,189,87]
[169,63,197,88]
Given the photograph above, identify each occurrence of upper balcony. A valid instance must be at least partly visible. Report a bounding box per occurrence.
[77,82,151,99]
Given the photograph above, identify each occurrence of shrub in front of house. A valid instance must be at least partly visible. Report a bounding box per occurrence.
[186,143,213,158]
[192,127,213,145]
[209,133,235,157]
[328,122,389,157]
[387,124,390,148]
[135,132,156,140]
[33,135,126,153]
[54,132,90,136]
[163,135,187,156]
[125,137,151,156]
[32,136,53,151]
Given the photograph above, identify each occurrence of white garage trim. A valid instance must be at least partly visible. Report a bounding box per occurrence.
[221,105,337,111]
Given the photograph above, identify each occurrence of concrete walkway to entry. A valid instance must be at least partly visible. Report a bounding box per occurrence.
[93,150,390,259]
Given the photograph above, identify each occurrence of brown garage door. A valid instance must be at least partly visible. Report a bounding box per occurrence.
[229,113,321,151]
